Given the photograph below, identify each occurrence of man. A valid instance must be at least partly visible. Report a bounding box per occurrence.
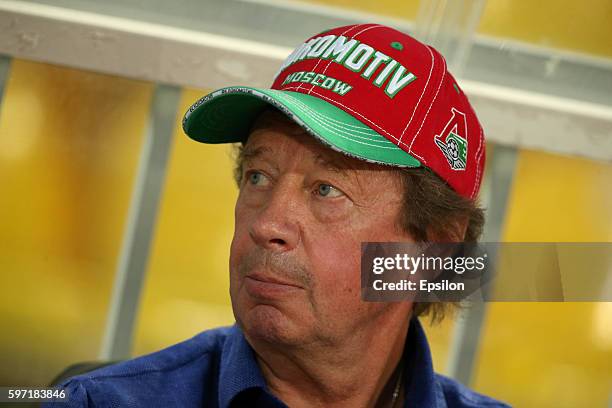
[47,24,508,407]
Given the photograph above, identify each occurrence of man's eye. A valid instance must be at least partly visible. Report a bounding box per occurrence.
[247,171,269,186]
[316,183,343,198]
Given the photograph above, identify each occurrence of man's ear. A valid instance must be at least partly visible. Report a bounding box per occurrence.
[426,216,469,242]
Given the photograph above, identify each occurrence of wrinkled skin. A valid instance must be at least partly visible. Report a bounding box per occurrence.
[230,110,414,351]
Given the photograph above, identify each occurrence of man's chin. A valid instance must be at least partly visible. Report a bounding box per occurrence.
[237,304,308,347]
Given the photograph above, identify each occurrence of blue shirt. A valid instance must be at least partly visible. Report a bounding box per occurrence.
[44,318,509,407]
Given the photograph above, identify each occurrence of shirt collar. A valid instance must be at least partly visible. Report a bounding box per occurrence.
[217,318,446,408]
[403,317,447,408]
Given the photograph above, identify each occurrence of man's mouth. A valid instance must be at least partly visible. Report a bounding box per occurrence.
[244,272,304,298]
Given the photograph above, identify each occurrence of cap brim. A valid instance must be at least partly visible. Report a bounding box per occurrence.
[182,86,420,167]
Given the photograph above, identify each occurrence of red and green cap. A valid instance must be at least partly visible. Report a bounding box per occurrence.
[183,23,486,199]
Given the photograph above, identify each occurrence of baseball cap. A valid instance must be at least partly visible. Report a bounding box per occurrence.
[183,23,485,199]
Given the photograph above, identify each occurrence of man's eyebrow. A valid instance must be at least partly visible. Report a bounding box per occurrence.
[240,145,273,162]
[238,145,283,175]
[314,153,351,177]
[239,146,354,179]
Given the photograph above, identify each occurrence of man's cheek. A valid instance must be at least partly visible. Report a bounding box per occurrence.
[229,220,251,263]
[315,246,361,294]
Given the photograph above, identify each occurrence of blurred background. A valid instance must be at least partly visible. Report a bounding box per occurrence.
[0,0,611,406]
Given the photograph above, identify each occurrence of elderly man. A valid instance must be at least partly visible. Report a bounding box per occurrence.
[47,24,508,407]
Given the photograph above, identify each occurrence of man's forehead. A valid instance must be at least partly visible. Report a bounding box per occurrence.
[246,110,386,174]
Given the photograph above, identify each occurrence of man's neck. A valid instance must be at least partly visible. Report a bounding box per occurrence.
[247,310,412,408]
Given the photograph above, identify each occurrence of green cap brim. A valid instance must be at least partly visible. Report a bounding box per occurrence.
[182,87,420,167]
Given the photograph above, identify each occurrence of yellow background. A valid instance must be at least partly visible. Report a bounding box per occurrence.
[309,0,612,57]
[0,0,611,406]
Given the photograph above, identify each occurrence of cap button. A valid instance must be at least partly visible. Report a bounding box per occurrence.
[390,41,404,51]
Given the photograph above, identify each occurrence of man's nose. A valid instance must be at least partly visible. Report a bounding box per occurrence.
[248,180,301,252]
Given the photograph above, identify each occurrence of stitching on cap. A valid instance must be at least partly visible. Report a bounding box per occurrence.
[275,92,398,146]
[470,125,484,198]
[252,90,417,167]
[309,24,384,95]
[409,150,427,164]
[283,86,425,164]
[398,45,435,145]
[299,25,361,94]
[470,128,484,198]
[272,93,391,136]
[353,23,385,38]
[283,85,408,147]
[408,52,447,151]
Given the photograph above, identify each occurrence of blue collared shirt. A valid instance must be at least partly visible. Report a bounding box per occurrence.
[44,318,509,407]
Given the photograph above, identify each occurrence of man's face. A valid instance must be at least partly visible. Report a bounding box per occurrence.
[229,111,413,347]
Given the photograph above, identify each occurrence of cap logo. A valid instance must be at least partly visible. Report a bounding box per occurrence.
[276,34,417,99]
[434,108,468,171]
